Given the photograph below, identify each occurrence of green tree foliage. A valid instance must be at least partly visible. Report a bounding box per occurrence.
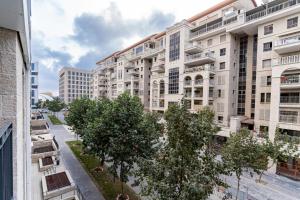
[221,129,262,200]
[85,93,161,198]
[65,97,93,137]
[254,128,299,183]
[136,104,226,200]
[35,99,43,109]
[47,97,65,116]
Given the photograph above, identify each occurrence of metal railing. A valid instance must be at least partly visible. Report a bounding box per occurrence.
[184,80,192,86]
[0,122,13,200]
[275,34,300,47]
[280,95,300,104]
[185,52,215,62]
[274,54,300,66]
[281,75,300,85]
[190,21,223,38]
[144,46,165,56]
[185,43,203,50]
[246,0,300,22]
[195,79,203,85]
[279,114,300,124]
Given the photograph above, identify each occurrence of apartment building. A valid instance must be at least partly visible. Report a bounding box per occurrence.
[0,0,32,199]
[31,62,39,108]
[59,67,92,104]
[91,0,300,179]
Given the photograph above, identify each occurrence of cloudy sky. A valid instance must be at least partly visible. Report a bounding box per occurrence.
[32,0,263,96]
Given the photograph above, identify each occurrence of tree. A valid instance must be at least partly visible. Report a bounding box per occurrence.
[35,99,43,109]
[65,97,93,138]
[254,128,299,183]
[47,97,65,116]
[87,93,161,199]
[136,104,226,200]
[221,129,261,200]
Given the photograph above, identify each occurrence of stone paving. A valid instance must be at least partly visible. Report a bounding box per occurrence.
[45,114,105,200]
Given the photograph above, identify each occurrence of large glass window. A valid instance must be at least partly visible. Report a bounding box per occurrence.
[168,68,179,94]
[169,32,180,61]
[135,46,143,55]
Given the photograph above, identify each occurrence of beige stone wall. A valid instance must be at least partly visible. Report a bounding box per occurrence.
[0,28,31,200]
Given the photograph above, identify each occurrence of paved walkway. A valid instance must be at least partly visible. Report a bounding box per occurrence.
[45,114,105,200]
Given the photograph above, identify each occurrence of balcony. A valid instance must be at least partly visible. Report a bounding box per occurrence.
[128,70,139,75]
[279,111,300,124]
[246,0,300,22]
[184,65,215,73]
[184,80,192,87]
[184,43,203,54]
[274,35,300,54]
[143,46,165,58]
[190,21,224,40]
[280,95,300,108]
[184,93,192,98]
[194,93,203,98]
[185,52,215,66]
[274,54,300,66]
[194,79,203,86]
[125,63,134,69]
[128,52,143,61]
[281,74,300,88]
[152,60,165,73]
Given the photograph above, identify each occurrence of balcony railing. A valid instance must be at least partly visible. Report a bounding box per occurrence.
[246,0,300,22]
[184,93,192,98]
[0,122,13,200]
[274,54,300,66]
[185,52,215,62]
[280,96,300,104]
[279,114,300,124]
[184,65,215,73]
[281,75,300,85]
[195,79,203,85]
[275,35,300,47]
[144,46,165,57]
[190,21,223,39]
[194,93,203,98]
[184,80,192,86]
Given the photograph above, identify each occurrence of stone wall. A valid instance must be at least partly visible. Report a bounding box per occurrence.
[0,27,31,200]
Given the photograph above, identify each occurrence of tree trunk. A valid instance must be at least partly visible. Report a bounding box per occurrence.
[236,176,240,200]
[121,162,124,195]
[258,171,264,182]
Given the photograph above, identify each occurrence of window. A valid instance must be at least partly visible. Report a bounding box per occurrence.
[218,116,223,123]
[207,39,213,46]
[260,93,265,103]
[219,62,225,70]
[267,76,272,86]
[169,32,180,61]
[168,68,179,94]
[264,24,273,35]
[220,48,226,56]
[218,89,222,98]
[220,34,226,43]
[262,59,271,68]
[287,17,298,29]
[135,46,143,55]
[261,93,271,103]
[266,93,271,103]
[263,42,272,51]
